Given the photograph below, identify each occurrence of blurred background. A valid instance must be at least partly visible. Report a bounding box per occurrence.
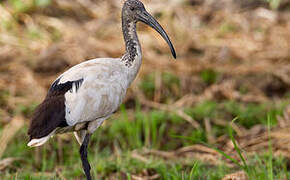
[0,0,290,179]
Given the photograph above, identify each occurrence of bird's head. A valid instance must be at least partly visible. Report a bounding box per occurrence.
[122,0,176,59]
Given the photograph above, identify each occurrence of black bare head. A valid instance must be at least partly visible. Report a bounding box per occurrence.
[122,0,176,59]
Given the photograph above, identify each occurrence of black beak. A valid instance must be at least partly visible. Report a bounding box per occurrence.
[138,10,176,59]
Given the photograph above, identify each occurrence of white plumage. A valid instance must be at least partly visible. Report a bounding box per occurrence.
[62,58,135,126]
[28,55,142,146]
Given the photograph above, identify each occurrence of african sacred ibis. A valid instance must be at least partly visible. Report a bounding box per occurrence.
[27,0,176,179]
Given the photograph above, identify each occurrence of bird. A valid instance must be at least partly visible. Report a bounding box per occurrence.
[27,0,176,179]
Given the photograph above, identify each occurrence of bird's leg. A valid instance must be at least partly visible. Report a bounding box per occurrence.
[74,130,87,145]
[80,133,92,180]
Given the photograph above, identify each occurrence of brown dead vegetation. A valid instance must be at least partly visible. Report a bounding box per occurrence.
[0,0,290,179]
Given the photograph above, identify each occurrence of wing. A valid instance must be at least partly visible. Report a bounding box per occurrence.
[28,77,84,140]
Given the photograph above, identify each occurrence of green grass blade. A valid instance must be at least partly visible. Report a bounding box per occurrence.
[127,173,131,180]
[199,142,243,169]
[267,114,273,180]
[189,161,198,180]
[172,135,243,169]
[229,117,249,173]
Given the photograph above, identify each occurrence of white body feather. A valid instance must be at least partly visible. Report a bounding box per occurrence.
[62,58,129,126]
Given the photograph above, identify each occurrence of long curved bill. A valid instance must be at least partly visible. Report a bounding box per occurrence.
[139,10,177,59]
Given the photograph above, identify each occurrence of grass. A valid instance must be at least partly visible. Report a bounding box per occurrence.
[0,71,289,179]
[0,0,289,179]
[1,99,289,179]
[267,0,281,9]
[1,149,288,179]
[1,72,289,179]
[8,0,51,13]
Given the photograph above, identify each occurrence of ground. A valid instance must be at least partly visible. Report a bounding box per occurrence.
[0,0,289,179]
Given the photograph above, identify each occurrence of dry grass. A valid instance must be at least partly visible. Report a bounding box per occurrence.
[0,0,290,179]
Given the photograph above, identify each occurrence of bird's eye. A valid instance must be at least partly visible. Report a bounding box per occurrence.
[130,7,135,11]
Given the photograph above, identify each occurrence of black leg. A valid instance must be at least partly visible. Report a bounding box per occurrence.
[79,133,92,180]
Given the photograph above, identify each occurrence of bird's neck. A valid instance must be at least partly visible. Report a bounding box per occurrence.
[121,18,142,83]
